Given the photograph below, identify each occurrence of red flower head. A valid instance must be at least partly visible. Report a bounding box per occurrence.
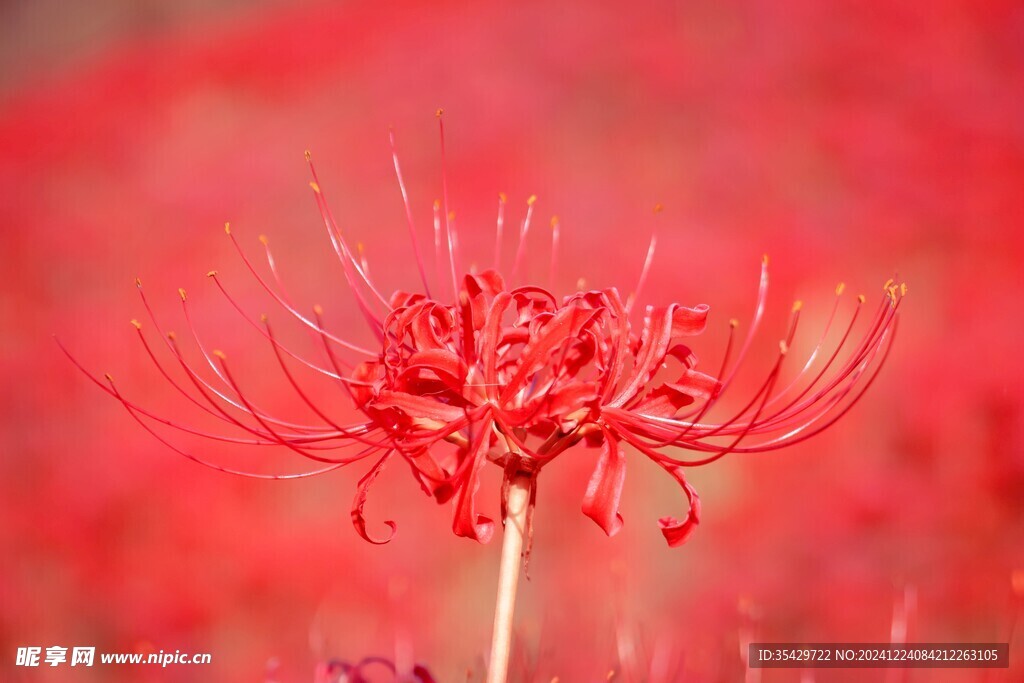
[61,123,904,553]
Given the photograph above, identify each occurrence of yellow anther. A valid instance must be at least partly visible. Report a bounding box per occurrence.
[260,313,268,323]
[730,318,739,328]
[309,181,321,194]
[858,294,866,304]
[435,107,444,117]
[304,149,311,161]
[206,270,217,278]
[883,277,894,291]
[224,222,231,234]
[135,277,142,287]
[653,203,664,213]
[313,304,324,316]
[550,215,559,227]
[792,300,803,312]
[130,319,141,330]
[167,331,176,341]
[900,282,908,296]
[448,210,456,220]
[357,242,365,255]
[212,349,226,360]
[178,288,187,302]
[498,191,507,203]
[527,194,537,206]
[104,372,114,382]
[835,282,846,295]
[258,234,269,245]
[779,340,789,355]
[433,199,441,210]
[762,254,770,266]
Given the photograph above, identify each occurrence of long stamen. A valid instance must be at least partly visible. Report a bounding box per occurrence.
[437,110,460,300]
[388,131,433,297]
[511,195,537,281]
[304,153,392,319]
[495,192,507,270]
[225,224,376,356]
[625,213,659,314]
[207,271,350,376]
[549,215,561,291]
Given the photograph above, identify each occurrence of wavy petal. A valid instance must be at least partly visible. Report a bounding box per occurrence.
[657,464,702,547]
[351,451,397,544]
[452,414,496,543]
[581,437,627,536]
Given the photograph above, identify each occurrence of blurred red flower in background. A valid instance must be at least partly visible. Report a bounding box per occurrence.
[2,1,1022,681]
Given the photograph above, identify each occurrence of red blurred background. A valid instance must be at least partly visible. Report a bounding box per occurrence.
[2,1,1022,681]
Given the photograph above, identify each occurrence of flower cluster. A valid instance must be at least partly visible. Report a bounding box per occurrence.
[62,131,904,551]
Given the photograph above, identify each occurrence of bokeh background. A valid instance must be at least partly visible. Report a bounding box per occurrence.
[2,1,1023,681]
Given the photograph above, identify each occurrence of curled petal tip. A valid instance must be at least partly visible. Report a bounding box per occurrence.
[355,519,397,545]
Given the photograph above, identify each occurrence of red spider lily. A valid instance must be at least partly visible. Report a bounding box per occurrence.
[59,123,904,553]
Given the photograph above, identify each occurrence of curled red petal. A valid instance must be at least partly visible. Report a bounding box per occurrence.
[657,464,702,547]
[351,451,397,544]
[670,303,710,336]
[582,437,626,536]
[452,414,496,543]
[633,369,720,418]
[373,390,467,423]
[399,349,468,391]
[632,383,697,418]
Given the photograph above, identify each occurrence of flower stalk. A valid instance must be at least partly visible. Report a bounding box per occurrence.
[487,472,532,683]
